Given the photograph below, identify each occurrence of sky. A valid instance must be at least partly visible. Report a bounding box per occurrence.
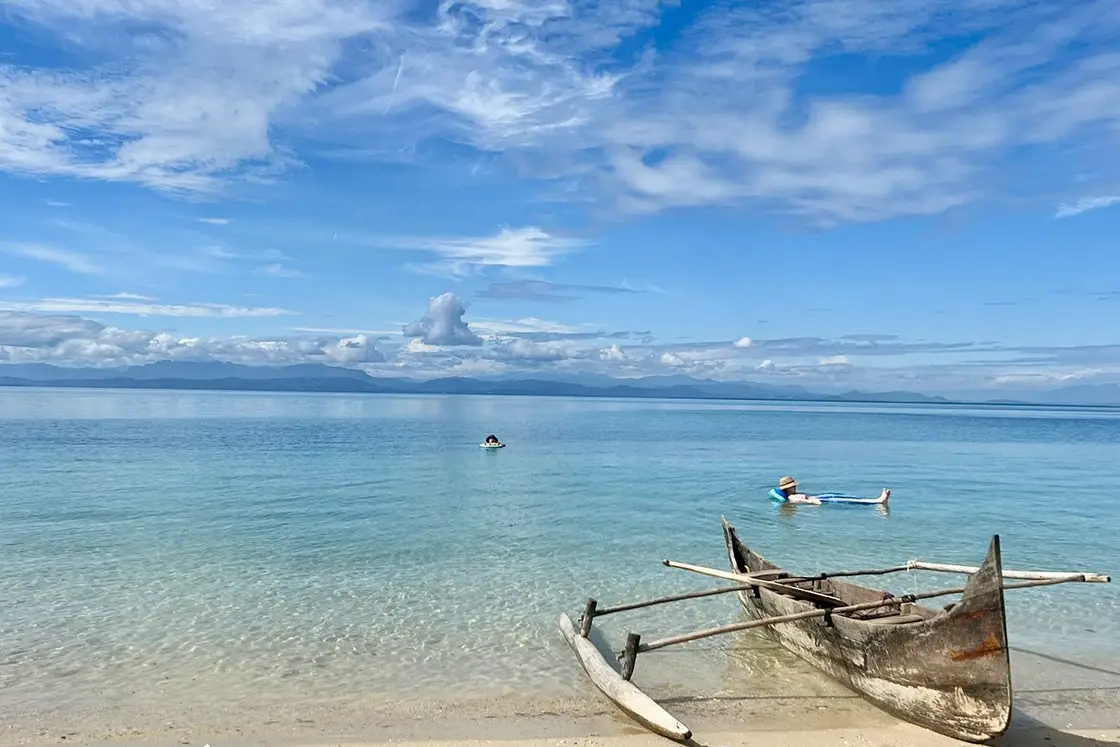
[1,0,1119,395]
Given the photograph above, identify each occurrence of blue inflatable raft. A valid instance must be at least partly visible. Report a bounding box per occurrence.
[769,487,884,505]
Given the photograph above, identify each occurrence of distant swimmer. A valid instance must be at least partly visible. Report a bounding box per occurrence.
[773,476,890,505]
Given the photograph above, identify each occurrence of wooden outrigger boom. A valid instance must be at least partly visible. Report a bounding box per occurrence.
[561,521,1111,743]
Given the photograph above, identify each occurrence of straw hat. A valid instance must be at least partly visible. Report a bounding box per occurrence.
[778,476,798,492]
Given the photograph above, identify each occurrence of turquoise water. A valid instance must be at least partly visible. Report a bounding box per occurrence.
[1,388,1118,728]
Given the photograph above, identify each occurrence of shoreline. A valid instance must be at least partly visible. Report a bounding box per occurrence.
[3,686,1119,747]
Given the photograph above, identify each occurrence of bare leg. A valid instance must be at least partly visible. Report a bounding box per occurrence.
[878,488,891,503]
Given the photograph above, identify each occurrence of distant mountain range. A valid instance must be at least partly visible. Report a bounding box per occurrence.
[0,361,1118,407]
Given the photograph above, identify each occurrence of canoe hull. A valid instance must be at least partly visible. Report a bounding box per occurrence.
[558,613,691,741]
[721,518,1012,742]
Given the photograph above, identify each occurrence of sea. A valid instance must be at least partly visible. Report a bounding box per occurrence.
[1,388,1118,737]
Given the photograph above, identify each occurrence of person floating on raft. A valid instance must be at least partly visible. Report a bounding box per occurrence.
[480,434,505,448]
[772,475,890,505]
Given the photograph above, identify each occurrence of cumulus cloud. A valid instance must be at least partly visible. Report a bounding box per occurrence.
[402,292,483,346]
[492,338,580,362]
[0,311,105,348]
[0,310,381,367]
[599,343,631,362]
[4,304,1120,393]
[325,334,384,363]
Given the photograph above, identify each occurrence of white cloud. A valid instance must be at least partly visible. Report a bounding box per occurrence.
[3,243,104,275]
[309,0,1120,222]
[99,292,158,301]
[0,310,380,367]
[384,226,589,277]
[0,274,26,289]
[0,0,389,193]
[493,338,580,362]
[4,1,1119,220]
[4,306,1120,393]
[325,334,384,364]
[0,297,295,318]
[257,262,307,278]
[198,218,231,225]
[402,338,441,354]
[472,317,589,337]
[292,326,397,336]
[1055,195,1120,218]
[402,292,482,346]
[599,343,630,362]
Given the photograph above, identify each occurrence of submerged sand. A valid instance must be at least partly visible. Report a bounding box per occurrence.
[3,631,1118,747]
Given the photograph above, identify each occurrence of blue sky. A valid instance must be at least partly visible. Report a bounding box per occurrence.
[1,0,1119,394]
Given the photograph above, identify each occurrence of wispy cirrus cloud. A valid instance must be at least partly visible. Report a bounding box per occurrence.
[0,274,27,288]
[6,1,1118,222]
[0,0,388,193]
[197,217,231,225]
[0,296,296,318]
[257,262,307,279]
[98,292,158,301]
[2,243,104,275]
[1055,195,1120,218]
[372,226,590,278]
[477,279,638,303]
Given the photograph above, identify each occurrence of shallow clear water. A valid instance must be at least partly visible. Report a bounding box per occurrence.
[1,389,1118,722]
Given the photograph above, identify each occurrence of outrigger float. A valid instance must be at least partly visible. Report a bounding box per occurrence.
[560,516,1111,743]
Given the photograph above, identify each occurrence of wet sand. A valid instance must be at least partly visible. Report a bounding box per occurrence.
[3,685,1119,747]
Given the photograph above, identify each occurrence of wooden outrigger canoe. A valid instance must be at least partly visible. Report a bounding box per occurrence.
[562,519,1109,743]
[722,516,1011,742]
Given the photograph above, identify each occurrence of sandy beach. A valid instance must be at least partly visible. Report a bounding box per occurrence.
[4,683,1119,747]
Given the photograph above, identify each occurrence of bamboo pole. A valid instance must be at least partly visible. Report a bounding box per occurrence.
[593,583,765,617]
[661,561,843,605]
[631,575,1087,655]
[906,561,1110,583]
[664,559,1111,587]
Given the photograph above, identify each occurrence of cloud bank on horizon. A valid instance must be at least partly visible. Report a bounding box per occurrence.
[2,291,1118,395]
[1,0,1120,394]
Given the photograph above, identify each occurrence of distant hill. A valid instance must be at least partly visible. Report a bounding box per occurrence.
[0,361,938,402]
[0,360,1115,406]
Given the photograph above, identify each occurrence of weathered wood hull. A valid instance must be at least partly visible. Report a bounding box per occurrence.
[559,613,692,741]
[721,517,1012,742]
